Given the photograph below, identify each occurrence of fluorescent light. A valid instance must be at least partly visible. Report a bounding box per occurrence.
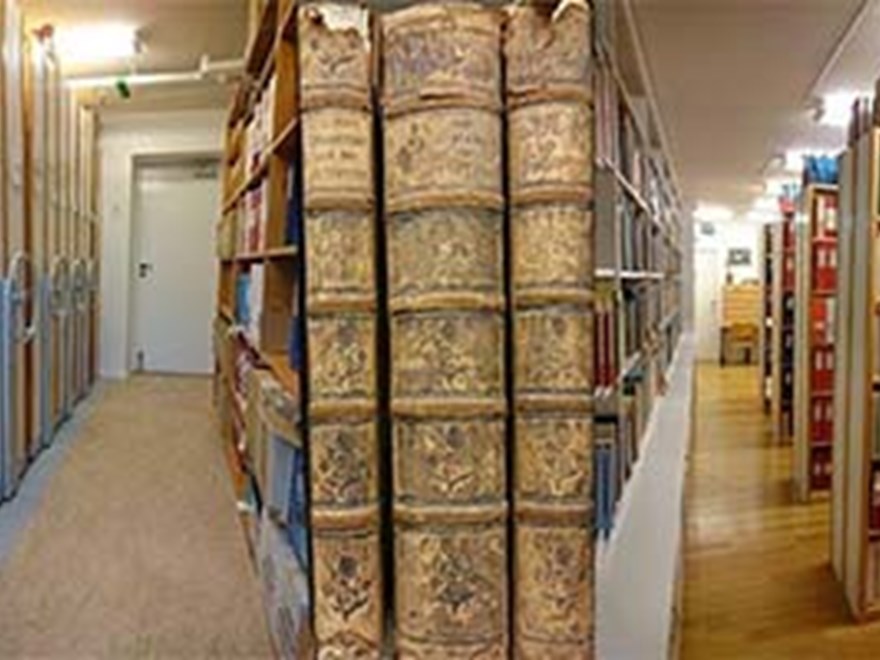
[693,203,733,223]
[820,91,863,127]
[55,24,138,65]
[764,176,797,197]
[752,196,778,213]
[784,149,808,173]
[746,209,775,223]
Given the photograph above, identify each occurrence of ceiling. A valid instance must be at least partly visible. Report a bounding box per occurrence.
[20,0,247,111]
[630,0,870,218]
[21,0,247,74]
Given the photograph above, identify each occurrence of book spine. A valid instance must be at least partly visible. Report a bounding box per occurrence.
[299,4,383,657]
[506,2,595,658]
[382,5,509,656]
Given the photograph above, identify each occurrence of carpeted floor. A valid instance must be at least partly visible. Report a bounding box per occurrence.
[0,376,273,659]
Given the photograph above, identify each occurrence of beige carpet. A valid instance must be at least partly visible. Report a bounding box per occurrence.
[0,376,274,659]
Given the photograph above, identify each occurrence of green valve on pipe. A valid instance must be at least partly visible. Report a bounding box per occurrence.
[115,78,131,99]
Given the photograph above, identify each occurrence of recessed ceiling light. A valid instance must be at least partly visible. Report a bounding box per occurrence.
[55,23,138,65]
[693,203,733,223]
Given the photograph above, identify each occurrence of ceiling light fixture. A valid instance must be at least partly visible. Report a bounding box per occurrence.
[764,176,798,197]
[55,23,138,65]
[783,148,836,173]
[746,209,775,223]
[693,203,733,223]
[820,91,865,128]
[752,196,779,213]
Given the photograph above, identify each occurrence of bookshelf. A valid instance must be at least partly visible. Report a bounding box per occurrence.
[793,183,838,501]
[761,223,777,412]
[215,0,300,409]
[593,40,684,537]
[769,202,797,444]
[214,0,320,654]
[832,112,880,620]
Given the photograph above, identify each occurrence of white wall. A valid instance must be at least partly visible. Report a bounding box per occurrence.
[98,109,225,379]
[694,222,762,350]
[695,220,762,284]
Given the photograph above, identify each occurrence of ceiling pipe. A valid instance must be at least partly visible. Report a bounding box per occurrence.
[65,55,244,90]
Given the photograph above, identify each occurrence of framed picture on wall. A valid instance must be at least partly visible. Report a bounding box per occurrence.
[728,248,752,267]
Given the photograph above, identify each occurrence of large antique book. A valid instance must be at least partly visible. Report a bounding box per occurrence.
[299,4,383,657]
[506,2,595,658]
[382,4,509,657]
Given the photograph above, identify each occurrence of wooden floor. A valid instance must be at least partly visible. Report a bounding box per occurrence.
[682,364,880,658]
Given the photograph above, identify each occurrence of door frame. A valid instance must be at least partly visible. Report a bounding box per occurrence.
[126,152,221,375]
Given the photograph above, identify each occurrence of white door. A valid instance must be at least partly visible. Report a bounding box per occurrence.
[695,246,722,362]
[130,158,219,374]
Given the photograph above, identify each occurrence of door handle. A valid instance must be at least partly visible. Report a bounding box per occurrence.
[138,262,153,279]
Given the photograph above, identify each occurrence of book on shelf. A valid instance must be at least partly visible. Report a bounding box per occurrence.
[813,241,837,292]
[811,445,832,491]
[815,192,838,235]
[810,397,833,444]
[245,74,277,177]
[811,298,835,345]
[594,282,618,389]
[594,418,618,538]
[285,164,302,248]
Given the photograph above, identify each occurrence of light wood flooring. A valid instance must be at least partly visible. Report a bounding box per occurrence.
[682,364,880,658]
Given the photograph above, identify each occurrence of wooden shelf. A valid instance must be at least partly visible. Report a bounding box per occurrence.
[279,0,297,42]
[222,157,270,212]
[272,116,298,160]
[263,352,299,398]
[235,329,300,397]
[620,270,665,281]
[264,245,298,259]
[245,0,278,77]
[233,245,299,264]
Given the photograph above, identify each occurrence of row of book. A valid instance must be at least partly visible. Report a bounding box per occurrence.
[234,165,301,259]
[245,74,277,178]
[762,225,775,410]
[595,359,657,536]
[236,266,265,349]
[619,198,675,273]
[811,346,835,393]
[781,203,796,426]
[239,180,270,255]
[813,241,837,293]
[811,445,832,491]
[595,57,680,228]
[594,284,620,391]
[811,298,835,345]
[595,279,677,388]
[810,396,834,444]
[219,327,312,656]
[813,192,838,236]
